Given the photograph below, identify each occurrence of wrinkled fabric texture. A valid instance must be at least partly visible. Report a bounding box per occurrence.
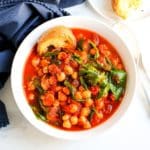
[0,100,9,127]
[0,0,85,128]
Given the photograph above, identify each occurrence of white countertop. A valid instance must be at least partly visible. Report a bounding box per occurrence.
[0,2,150,150]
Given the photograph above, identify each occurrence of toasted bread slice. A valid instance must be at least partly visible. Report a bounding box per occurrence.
[112,0,141,19]
[37,26,76,55]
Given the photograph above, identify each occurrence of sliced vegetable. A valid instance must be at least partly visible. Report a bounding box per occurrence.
[39,99,49,112]
[57,109,65,119]
[108,69,126,100]
[79,63,109,87]
[89,41,100,59]
[88,107,100,122]
[79,63,100,85]
[33,78,44,94]
[109,83,124,100]
[105,57,113,68]
[72,54,82,64]
[102,57,112,71]
[44,50,60,57]
[80,76,88,90]
[88,109,95,122]
[77,39,84,51]
[97,84,110,99]
[74,99,86,102]
[44,50,61,65]
[90,61,103,70]
[98,72,108,86]
[111,69,127,86]
[92,107,99,116]
[32,106,47,121]
[64,80,76,99]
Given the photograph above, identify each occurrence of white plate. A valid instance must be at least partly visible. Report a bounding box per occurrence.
[88,0,150,22]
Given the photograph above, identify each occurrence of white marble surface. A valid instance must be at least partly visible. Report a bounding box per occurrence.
[0,2,150,150]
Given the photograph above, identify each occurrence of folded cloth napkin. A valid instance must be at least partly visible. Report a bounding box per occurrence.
[0,100,9,127]
[0,0,85,128]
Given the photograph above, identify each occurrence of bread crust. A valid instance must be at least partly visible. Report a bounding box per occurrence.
[112,0,141,19]
[112,0,129,19]
[37,26,76,55]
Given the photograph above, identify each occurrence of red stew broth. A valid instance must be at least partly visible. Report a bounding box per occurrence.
[23,28,126,131]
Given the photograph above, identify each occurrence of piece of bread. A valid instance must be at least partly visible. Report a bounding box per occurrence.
[37,26,76,55]
[112,0,141,19]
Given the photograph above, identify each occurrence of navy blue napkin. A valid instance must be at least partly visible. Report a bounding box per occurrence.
[0,0,85,128]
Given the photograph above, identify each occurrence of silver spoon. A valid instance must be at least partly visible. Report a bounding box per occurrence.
[137,53,150,103]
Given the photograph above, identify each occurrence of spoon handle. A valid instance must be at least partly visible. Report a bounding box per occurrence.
[139,68,150,103]
[137,54,150,102]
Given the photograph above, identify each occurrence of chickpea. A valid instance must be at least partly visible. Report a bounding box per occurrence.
[63,120,71,129]
[53,100,60,107]
[97,111,103,119]
[80,107,90,117]
[48,64,60,74]
[78,116,87,125]
[32,57,40,68]
[71,72,78,79]
[83,121,91,129]
[70,116,78,125]
[95,99,104,110]
[28,81,35,91]
[43,66,48,73]
[64,65,73,75]
[62,114,70,121]
[40,59,49,67]
[82,90,91,99]
[49,76,57,85]
[69,104,78,113]
[55,86,62,92]
[99,101,104,109]
[62,87,70,95]
[28,93,35,101]
[80,51,88,63]
[85,99,93,107]
[56,72,66,82]
[58,52,67,60]
[41,77,50,90]
[42,93,54,106]
[75,91,82,100]
[58,91,67,101]
[38,69,43,77]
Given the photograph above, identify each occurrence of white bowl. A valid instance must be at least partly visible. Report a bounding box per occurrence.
[11,16,136,140]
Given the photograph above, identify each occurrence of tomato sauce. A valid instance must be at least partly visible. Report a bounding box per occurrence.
[23,28,126,131]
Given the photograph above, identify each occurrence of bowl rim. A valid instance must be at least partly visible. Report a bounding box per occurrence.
[11,16,137,140]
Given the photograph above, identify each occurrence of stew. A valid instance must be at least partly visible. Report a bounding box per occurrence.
[23,27,127,131]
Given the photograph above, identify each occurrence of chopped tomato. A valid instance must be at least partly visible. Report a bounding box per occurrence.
[90,86,99,96]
